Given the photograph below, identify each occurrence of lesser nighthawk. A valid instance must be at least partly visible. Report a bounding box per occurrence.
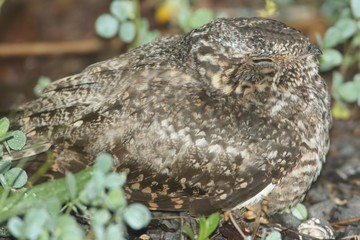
[7,17,331,217]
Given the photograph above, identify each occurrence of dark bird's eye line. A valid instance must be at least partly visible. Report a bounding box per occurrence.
[252,58,274,64]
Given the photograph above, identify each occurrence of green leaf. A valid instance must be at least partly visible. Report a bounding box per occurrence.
[189,8,214,30]
[331,71,344,101]
[123,203,151,230]
[0,146,3,157]
[6,130,26,151]
[178,7,192,32]
[4,168,27,189]
[94,152,113,173]
[110,0,135,21]
[353,73,360,86]
[334,18,357,42]
[119,21,136,43]
[182,225,195,240]
[81,172,105,203]
[198,212,220,240]
[0,117,9,137]
[291,203,308,221]
[105,224,125,240]
[44,198,61,217]
[65,172,77,200]
[92,224,104,240]
[92,209,111,225]
[95,14,119,39]
[57,215,84,240]
[34,76,51,97]
[338,81,359,102]
[138,18,149,37]
[323,26,342,48]
[105,172,126,189]
[266,230,282,240]
[138,30,160,46]
[0,173,8,188]
[0,160,11,174]
[24,208,49,240]
[320,49,343,71]
[205,212,220,237]
[105,188,126,210]
[351,0,360,19]
[7,217,24,238]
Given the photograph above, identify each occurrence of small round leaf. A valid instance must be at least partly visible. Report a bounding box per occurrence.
[266,231,282,240]
[189,8,214,29]
[123,203,151,230]
[92,209,111,225]
[178,7,192,32]
[110,1,135,21]
[338,81,359,102]
[139,30,160,46]
[105,188,126,210]
[320,49,342,71]
[6,130,26,151]
[24,208,49,240]
[34,76,51,97]
[105,224,125,240]
[291,203,308,221]
[95,14,119,39]
[334,18,357,42]
[0,117,10,137]
[94,153,113,173]
[4,168,28,189]
[7,217,24,238]
[323,27,341,48]
[119,21,136,43]
[105,172,127,189]
[351,0,360,18]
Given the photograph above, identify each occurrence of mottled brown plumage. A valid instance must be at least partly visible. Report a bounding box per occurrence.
[6,17,331,216]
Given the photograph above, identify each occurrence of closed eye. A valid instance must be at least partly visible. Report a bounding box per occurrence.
[252,58,273,64]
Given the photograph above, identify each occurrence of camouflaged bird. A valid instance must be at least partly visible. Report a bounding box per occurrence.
[7,17,331,216]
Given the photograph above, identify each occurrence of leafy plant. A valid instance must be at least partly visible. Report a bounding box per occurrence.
[1,153,151,239]
[0,117,28,190]
[95,0,160,47]
[182,212,220,240]
[0,117,26,155]
[318,0,360,119]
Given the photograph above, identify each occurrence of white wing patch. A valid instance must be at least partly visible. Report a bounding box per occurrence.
[234,183,275,210]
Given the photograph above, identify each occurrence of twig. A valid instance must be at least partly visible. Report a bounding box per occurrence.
[0,38,123,57]
[331,216,360,227]
[228,211,248,239]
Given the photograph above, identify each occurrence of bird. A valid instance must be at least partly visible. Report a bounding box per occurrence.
[6,17,331,218]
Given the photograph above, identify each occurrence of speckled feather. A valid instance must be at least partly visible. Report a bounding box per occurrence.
[9,18,331,216]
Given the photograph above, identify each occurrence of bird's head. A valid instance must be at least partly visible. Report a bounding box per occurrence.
[183,17,322,95]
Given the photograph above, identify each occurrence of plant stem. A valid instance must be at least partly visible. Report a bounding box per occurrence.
[0,168,93,223]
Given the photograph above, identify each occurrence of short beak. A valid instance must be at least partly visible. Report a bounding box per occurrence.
[309,45,322,55]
